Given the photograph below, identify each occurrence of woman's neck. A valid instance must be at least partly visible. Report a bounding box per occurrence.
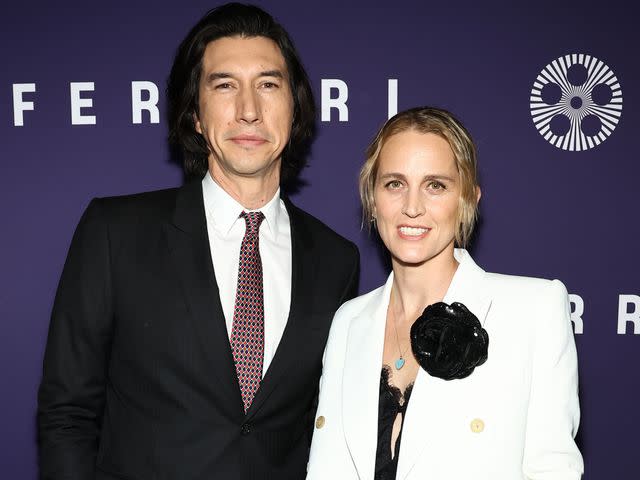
[390,248,459,324]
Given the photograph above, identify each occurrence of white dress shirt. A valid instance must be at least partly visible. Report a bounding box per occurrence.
[202,172,292,376]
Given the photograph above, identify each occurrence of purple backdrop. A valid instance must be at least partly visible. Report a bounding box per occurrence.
[1,1,638,478]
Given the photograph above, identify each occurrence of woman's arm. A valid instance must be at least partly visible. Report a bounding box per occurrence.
[522,279,583,479]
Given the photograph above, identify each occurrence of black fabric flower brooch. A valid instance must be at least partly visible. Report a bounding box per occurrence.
[410,302,489,380]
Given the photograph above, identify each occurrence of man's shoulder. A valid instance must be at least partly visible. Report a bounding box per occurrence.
[327,283,386,341]
[88,186,182,226]
[98,186,180,210]
[285,199,356,252]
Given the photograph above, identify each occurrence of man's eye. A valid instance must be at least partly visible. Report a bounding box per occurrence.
[261,82,278,89]
[215,83,232,90]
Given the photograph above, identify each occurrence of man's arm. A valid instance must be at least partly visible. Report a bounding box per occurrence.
[38,199,114,480]
[307,241,360,445]
[338,243,360,305]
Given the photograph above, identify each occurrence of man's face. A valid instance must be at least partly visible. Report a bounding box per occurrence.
[195,36,294,184]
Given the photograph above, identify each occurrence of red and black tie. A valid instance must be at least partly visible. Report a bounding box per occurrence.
[230,211,265,413]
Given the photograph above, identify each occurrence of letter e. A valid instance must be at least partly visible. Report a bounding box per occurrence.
[70,82,96,125]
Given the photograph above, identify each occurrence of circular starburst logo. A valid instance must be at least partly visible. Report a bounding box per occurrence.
[530,54,622,151]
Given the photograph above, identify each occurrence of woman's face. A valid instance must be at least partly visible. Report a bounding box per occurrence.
[373,130,461,268]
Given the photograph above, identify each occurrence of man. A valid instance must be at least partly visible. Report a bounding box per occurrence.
[37,4,359,479]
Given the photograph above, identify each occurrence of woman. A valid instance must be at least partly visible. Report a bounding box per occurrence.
[306,107,583,479]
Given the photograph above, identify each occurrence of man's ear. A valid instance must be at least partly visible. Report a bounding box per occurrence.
[193,113,202,134]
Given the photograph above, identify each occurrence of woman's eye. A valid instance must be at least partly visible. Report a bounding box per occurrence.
[427,181,445,191]
[385,180,402,189]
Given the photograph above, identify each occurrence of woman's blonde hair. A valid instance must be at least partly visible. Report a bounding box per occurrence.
[359,106,480,248]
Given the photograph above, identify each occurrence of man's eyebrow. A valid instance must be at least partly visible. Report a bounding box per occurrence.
[259,70,285,79]
[204,72,233,83]
[204,70,286,83]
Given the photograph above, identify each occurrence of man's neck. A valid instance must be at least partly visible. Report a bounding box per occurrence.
[208,166,280,210]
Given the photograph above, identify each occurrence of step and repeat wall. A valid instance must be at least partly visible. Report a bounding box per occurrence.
[1,1,637,478]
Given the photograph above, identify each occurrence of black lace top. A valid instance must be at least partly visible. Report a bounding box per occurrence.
[374,366,414,480]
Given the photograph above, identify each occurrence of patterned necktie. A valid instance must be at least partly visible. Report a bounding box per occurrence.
[230,211,265,413]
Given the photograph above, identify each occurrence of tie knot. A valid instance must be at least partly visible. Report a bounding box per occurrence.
[241,211,265,236]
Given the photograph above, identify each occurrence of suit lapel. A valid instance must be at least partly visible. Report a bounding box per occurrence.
[164,181,244,417]
[245,199,316,419]
[396,249,492,479]
[343,275,394,480]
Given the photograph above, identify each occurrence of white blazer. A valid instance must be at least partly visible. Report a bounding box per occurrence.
[307,249,583,480]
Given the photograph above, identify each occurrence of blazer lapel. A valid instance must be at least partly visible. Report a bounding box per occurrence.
[396,249,492,480]
[245,199,316,419]
[343,275,394,480]
[164,181,244,416]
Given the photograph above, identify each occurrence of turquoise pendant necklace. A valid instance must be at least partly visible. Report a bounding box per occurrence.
[391,306,409,370]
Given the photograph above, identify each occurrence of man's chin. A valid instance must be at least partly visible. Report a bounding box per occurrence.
[210,158,282,182]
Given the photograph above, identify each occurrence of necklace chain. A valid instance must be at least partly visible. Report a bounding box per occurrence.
[391,303,410,369]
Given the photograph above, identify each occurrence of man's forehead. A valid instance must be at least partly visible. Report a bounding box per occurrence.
[202,35,288,73]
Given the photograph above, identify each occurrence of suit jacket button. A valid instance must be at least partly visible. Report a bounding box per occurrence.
[241,423,252,435]
[315,416,325,429]
[470,418,485,433]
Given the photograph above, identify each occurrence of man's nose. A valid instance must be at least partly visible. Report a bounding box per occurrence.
[236,87,261,124]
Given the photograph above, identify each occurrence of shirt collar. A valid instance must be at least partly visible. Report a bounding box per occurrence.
[202,171,281,239]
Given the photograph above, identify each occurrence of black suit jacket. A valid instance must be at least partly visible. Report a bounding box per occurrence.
[38,181,359,480]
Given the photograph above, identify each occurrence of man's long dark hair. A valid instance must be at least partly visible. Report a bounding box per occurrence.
[167,3,316,183]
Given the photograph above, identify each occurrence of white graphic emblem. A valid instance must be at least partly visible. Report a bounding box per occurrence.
[530,54,622,151]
